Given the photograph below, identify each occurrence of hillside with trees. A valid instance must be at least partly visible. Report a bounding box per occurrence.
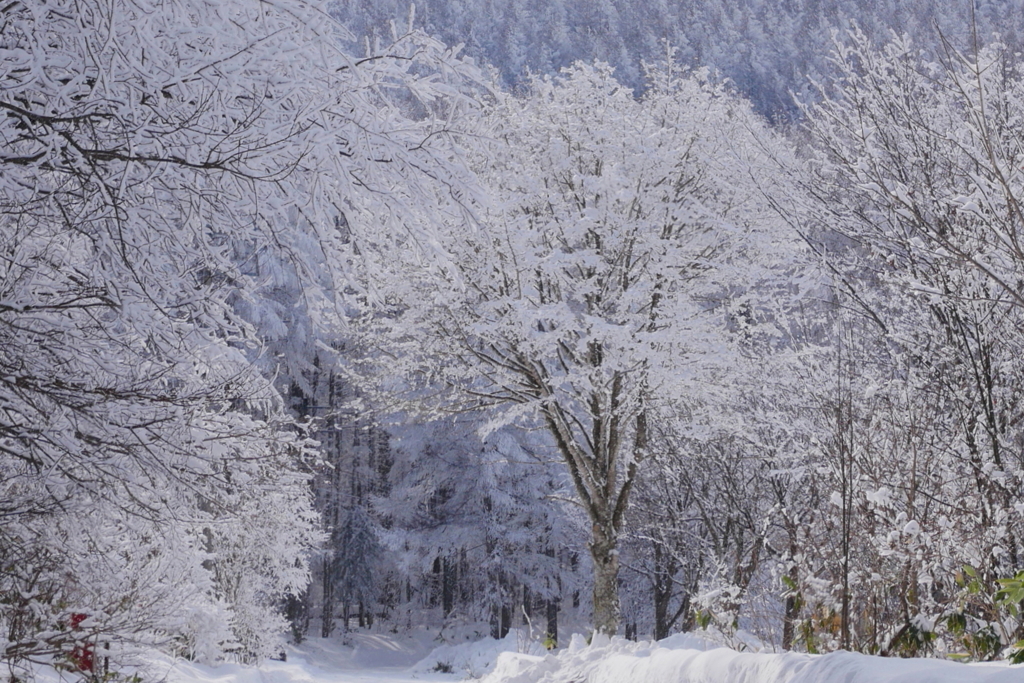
[331,0,1024,121]
[3,0,1024,678]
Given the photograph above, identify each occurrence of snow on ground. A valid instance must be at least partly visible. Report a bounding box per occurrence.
[409,630,546,678]
[154,627,533,683]
[152,631,1024,683]
[11,629,467,683]
[478,633,1023,683]
[16,630,1022,683]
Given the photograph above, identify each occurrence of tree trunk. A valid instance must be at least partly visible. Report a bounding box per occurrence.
[653,543,673,640]
[321,556,335,638]
[545,598,558,646]
[442,556,456,617]
[590,523,620,636]
[286,589,309,644]
[781,521,800,651]
[545,545,559,647]
[490,603,502,640]
[501,602,512,638]
[523,584,532,623]
[491,571,512,639]
[539,383,642,640]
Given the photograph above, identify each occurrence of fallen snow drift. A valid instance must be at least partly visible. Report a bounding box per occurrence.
[479,634,1023,683]
[413,630,546,678]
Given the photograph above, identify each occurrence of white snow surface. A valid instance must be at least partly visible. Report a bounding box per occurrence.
[478,633,1022,683]
[411,630,546,677]
[18,630,1021,683]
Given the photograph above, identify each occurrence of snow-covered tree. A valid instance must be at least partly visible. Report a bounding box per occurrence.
[331,1,1024,121]
[378,418,581,641]
[356,61,804,636]
[0,0,481,668]
[791,31,1024,655]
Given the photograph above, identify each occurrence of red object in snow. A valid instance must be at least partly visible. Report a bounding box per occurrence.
[69,613,94,672]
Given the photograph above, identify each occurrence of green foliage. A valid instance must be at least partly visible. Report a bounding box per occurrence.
[957,565,985,595]
[887,622,936,658]
[994,571,1024,617]
[946,612,967,636]
[799,618,820,655]
[781,575,805,614]
[963,627,1003,662]
[694,610,713,631]
[949,566,1024,662]
[995,571,1024,664]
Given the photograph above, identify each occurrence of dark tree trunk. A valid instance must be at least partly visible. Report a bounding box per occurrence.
[546,598,558,646]
[782,559,800,650]
[490,604,501,640]
[321,556,335,638]
[430,556,441,608]
[545,544,559,646]
[501,602,512,638]
[652,543,673,640]
[286,589,310,644]
[490,572,513,639]
[442,556,456,617]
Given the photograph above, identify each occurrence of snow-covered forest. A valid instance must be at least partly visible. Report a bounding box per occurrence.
[4,0,1024,680]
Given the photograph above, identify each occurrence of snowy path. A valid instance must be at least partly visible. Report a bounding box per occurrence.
[167,660,450,683]
[258,663,451,683]
[161,633,470,683]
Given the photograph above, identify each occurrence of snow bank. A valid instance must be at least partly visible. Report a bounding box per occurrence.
[479,634,1023,683]
[413,630,546,678]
